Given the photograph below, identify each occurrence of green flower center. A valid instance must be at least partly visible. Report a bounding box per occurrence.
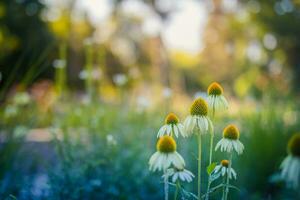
[190,98,208,116]
[157,136,176,153]
[223,124,240,140]
[208,82,223,96]
[221,160,229,168]
[165,113,179,125]
[288,133,300,157]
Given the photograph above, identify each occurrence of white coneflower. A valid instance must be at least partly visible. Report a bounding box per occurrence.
[184,98,213,136]
[163,168,195,183]
[207,82,228,114]
[212,160,237,180]
[280,133,300,189]
[157,113,185,138]
[215,125,244,155]
[184,98,213,199]
[149,136,185,171]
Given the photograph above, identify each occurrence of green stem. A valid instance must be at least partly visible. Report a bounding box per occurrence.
[209,133,214,166]
[224,153,233,200]
[205,180,211,200]
[174,181,179,200]
[164,170,169,200]
[205,113,215,200]
[222,176,226,200]
[197,133,202,200]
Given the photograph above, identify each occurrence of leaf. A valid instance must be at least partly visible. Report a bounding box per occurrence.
[207,162,217,175]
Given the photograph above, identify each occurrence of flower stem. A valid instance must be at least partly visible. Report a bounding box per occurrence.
[205,113,215,200]
[224,152,233,200]
[209,131,214,164]
[197,133,202,200]
[164,170,169,200]
[174,181,179,200]
[222,175,226,200]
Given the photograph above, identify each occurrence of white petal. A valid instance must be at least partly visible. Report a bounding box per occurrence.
[231,168,237,179]
[172,173,178,183]
[221,167,226,176]
[173,125,179,137]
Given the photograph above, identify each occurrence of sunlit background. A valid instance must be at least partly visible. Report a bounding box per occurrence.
[0,0,300,199]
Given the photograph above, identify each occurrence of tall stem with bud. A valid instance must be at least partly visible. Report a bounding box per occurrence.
[197,132,202,200]
[224,152,233,200]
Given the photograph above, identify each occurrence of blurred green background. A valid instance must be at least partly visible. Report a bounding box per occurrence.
[0,0,300,199]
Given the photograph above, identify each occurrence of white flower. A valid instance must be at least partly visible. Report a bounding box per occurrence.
[280,156,300,189]
[113,73,127,86]
[157,113,185,138]
[212,160,237,180]
[53,59,66,69]
[184,98,213,136]
[207,82,228,113]
[106,134,117,146]
[162,87,172,98]
[215,125,244,155]
[149,136,185,171]
[13,92,31,105]
[280,133,300,189]
[163,168,195,183]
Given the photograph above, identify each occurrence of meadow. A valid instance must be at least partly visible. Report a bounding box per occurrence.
[0,88,298,199]
[1,0,300,199]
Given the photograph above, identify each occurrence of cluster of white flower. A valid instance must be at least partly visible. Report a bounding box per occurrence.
[148,82,244,200]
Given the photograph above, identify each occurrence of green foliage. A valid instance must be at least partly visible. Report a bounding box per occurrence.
[207,162,217,175]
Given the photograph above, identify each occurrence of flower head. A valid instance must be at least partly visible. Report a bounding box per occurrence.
[190,98,208,116]
[156,136,176,153]
[288,133,300,157]
[207,82,228,113]
[163,168,195,183]
[157,113,185,138]
[184,98,213,136]
[280,133,300,189]
[223,125,240,140]
[149,136,185,171]
[208,82,223,96]
[212,160,237,180]
[221,159,229,167]
[165,113,179,125]
[215,125,244,154]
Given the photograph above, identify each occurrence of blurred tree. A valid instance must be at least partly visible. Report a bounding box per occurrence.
[0,0,55,99]
[249,0,300,93]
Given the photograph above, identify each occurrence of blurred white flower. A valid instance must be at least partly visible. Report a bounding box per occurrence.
[53,59,66,69]
[263,33,277,50]
[13,126,29,138]
[79,68,102,80]
[106,134,117,146]
[83,37,94,46]
[136,95,150,112]
[212,160,237,180]
[280,133,300,189]
[113,73,128,86]
[162,87,172,99]
[163,168,194,183]
[79,70,88,80]
[246,40,262,63]
[4,105,18,118]
[13,92,31,106]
